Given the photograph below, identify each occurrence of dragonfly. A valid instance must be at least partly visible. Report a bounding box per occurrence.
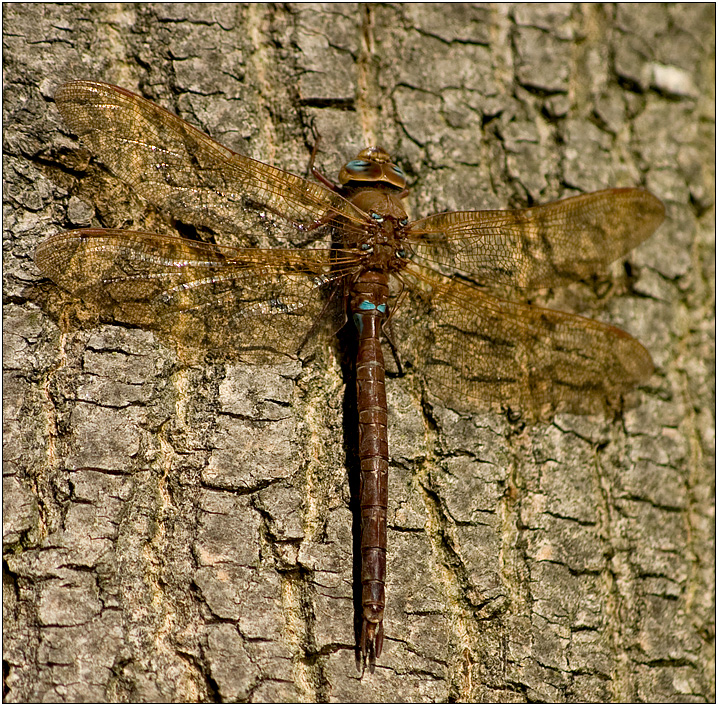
[35,80,664,671]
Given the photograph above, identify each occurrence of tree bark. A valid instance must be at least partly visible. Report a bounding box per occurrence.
[3,3,714,701]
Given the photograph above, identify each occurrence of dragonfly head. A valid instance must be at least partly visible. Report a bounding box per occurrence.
[339,146,406,190]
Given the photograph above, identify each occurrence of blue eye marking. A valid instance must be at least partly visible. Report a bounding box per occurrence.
[347,160,371,170]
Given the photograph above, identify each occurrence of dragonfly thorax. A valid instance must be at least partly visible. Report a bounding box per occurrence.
[359,240,409,273]
[348,187,408,224]
[351,210,412,273]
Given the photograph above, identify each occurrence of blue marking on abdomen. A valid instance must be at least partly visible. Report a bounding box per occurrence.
[353,312,363,333]
[353,300,387,333]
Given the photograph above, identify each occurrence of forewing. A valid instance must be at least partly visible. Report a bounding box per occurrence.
[54,81,371,247]
[391,266,654,420]
[35,229,349,362]
[408,189,664,289]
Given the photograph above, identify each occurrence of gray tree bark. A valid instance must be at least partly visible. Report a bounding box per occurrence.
[3,3,714,702]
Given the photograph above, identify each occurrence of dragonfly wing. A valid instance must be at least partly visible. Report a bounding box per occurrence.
[54,81,371,247]
[392,266,654,420]
[408,189,664,289]
[35,230,348,362]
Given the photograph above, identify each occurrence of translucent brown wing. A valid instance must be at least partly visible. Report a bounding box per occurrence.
[54,81,372,247]
[408,189,664,289]
[35,229,354,362]
[391,265,654,420]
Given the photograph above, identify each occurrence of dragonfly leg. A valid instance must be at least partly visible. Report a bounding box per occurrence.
[312,166,338,191]
[380,321,405,377]
[306,124,341,192]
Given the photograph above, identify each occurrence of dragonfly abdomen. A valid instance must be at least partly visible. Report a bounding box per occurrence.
[351,271,390,663]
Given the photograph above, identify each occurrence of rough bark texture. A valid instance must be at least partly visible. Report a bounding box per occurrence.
[3,3,714,702]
